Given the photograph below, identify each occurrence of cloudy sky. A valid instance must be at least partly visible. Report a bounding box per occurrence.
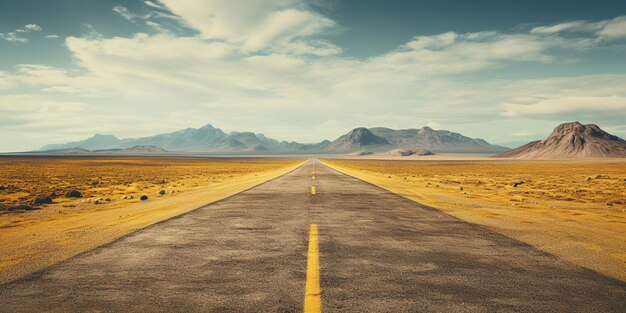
[1,0,626,151]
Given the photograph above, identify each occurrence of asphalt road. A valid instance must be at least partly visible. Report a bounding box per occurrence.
[1,159,625,312]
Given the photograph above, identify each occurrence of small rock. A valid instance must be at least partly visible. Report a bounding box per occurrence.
[0,185,5,191]
[140,195,148,201]
[159,190,166,195]
[512,181,524,187]
[94,200,101,205]
[105,198,111,202]
[50,192,58,198]
[459,187,464,191]
[7,205,36,211]
[159,179,166,184]
[91,181,99,186]
[67,190,82,198]
[33,196,53,205]
[595,175,605,179]
[586,177,592,182]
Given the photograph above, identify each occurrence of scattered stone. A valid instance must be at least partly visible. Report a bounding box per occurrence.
[159,190,166,195]
[0,185,5,191]
[140,195,148,201]
[512,181,525,187]
[595,175,605,179]
[586,177,593,182]
[49,192,58,198]
[105,198,111,202]
[67,190,82,198]
[459,187,464,191]
[91,181,99,186]
[94,200,101,205]
[159,179,166,184]
[33,196,53,205]
[7,205,36,211]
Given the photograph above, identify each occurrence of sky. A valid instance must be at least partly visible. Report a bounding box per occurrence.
[1,0,626,151]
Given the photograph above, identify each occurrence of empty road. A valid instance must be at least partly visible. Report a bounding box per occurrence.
[1,160,625,312]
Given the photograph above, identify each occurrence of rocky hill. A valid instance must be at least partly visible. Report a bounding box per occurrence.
[495,122,626,158]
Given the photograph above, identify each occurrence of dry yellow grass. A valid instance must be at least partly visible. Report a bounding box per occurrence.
[0,157,303,283]
[323,159,626,281]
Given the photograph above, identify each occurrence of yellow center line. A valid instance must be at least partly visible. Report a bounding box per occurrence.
[311,186,316,195]
[312,175,315,180]
[304,224,321,313]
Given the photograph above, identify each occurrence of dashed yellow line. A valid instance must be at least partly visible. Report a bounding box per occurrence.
[312,175,315,180]
[304,224,321,313]
[311,186,316,195]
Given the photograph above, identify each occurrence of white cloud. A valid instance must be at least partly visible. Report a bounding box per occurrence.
[156,0,336,53]
[144,1,167,11]
[531,21,601,34]
[46,34,60,39]
[24,24,42,31]
[113,5,137,22]
[502,95,626,117]
[0,32,28,43]
[0,23,44,43]
[597,16,626,39]
[531,15,626,40]
[15,24,42,33]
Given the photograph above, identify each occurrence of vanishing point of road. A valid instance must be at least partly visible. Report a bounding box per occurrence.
[1,160,625,312]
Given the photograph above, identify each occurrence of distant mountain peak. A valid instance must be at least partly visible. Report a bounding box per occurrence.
[91,134,117,138]
[326,127,390,151]
[199,123,217,130]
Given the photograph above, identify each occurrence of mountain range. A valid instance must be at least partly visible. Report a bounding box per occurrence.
[39,123,506,154]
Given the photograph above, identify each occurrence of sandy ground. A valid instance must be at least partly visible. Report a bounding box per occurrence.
[0,157,303,284]
[1,160,624,312]
[323,158,626,281]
